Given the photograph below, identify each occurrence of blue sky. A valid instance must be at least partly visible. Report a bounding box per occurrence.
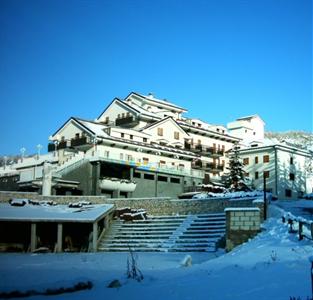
[0,0,312,156]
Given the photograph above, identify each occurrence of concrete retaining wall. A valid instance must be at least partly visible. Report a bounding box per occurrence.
[0,191,265,216]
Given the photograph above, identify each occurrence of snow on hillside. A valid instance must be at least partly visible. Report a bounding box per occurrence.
[265,131,313,151]
[0,204,312,300]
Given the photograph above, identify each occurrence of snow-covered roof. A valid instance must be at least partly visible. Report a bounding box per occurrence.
[75,118,109,138]
[126,92,187,112]
[0,203,114,223]
[236,114,265,124]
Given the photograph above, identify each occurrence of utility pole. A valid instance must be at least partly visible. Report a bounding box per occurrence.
[263,176,267,220]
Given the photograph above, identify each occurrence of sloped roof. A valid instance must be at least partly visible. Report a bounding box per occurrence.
[125,92,187,112]
[96,97,141,121]
[50,117,109,139]
[140,116,189,136]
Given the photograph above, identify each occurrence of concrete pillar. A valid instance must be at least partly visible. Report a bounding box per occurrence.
[92,222,98,252]
[56,223,63,253]
[91,162,101,195]
[155,173,158,197]
[113,190,120,198]
[105,215,110,229]
[130,167,134,180]
[30,223,37,252]
[42,162,53,196]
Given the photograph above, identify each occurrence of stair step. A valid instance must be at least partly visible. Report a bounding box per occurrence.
[105,235,171,239]
[99,213,226,253]
[196,214,225,218]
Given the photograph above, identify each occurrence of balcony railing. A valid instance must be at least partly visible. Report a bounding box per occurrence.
[71,136,88,147]
[115,116,139,127]
[185,143,224,157]
[205,163,224,172]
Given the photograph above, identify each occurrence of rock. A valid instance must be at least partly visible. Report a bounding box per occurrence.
[107,279,121,288]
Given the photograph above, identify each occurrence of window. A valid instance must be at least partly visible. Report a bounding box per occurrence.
[126,112,130,117]
[263,155,270,163]
[290,157,294,165]
[174,131,180,140]
[121,133,124,138]
[285,189,292,198]
[122,113,125,118]
[126,155,133,161]
[157,175,167,182]
[255,156,258,164]
[289,173,295,181]
[245,172,249,177]
[105,116,109,124]
[134,172,141,178]
[159,160,166,165]
[120,153,124,160]
[143,138,147,143]
[75,133,80,139]
[117,114,121,119]
[255,172,259,180]
[143,157,149,165]
[144,173,154,180]
[130,135,133,140]
[157,128,163,136]
[243,158,249,165]
[170,177,180,184]
[264,171,270,179]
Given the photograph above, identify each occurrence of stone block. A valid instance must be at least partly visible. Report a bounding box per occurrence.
[240,225,250,230]
[244,211,255,217]
[244,221,254,227]
[235,212,245,217]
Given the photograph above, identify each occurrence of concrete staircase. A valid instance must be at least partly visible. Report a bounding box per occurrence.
[98,213,226,252]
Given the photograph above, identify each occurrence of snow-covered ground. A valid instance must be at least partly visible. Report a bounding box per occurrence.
[0,204,312,300]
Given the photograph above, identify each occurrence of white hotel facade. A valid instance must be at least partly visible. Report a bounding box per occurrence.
[0,92,312,199]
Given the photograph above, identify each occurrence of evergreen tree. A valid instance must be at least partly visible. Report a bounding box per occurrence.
[224,143,246,190]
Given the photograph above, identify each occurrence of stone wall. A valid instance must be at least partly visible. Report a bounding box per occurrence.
[0,191,265,216]
[225,207,261,252]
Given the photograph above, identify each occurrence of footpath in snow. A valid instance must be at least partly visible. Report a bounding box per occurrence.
[0,204,312,300]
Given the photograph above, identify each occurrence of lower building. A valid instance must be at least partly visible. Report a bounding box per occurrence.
[238,142,313,199]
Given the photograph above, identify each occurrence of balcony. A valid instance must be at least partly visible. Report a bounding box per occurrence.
[191,160,203,169]
[115,116,139,127]
[48,143,55,152]
[207,148,224,157]
[71,136,88,147]
[47,141,69,152]
[204,163,224,172]
[185,143,224,157]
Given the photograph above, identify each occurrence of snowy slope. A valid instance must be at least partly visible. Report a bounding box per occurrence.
[0,205,312,300]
